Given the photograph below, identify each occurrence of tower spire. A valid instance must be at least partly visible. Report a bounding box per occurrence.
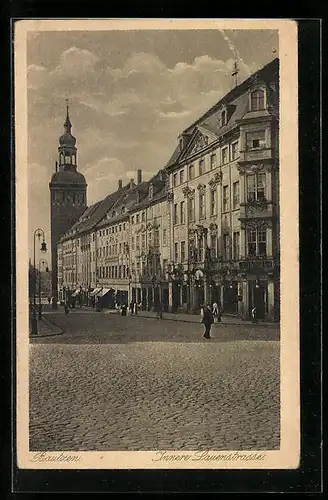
[64,98,72,133]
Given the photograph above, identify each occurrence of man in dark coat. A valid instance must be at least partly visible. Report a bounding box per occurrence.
[202,304,214,339]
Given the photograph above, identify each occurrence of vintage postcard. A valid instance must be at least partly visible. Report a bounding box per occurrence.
[15,19,299,470]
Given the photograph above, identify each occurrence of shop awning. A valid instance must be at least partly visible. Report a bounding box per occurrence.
[97,288,112,297]
[89,287,102,297]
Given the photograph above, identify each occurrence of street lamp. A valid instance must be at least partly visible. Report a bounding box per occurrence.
[38,259,49,319]
[31,229,47,335]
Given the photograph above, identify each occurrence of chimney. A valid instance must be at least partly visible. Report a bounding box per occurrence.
[137,169,142,184]
[118,179,122,190]
[130,178,134,188]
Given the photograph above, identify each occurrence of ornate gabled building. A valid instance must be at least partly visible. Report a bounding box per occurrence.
[49,105,87,305]
[164,57,279,320]
[55,58,280,321]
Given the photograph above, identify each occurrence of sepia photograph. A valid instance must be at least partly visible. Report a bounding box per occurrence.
[15,19,299,470]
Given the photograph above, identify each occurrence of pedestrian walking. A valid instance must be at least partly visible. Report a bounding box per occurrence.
[129,302,134,315]
[121,303,127,316]
[251,306,257,323]
[47,296,51,305]
[200,304,205,322]
[64,302,70,315]
[212,302,219,323]
[202,304,214,339]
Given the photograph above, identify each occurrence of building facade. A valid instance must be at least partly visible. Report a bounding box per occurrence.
[165,58,279,320]
[55,58,279,320]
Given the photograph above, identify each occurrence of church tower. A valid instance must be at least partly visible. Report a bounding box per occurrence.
[49,103,87,305]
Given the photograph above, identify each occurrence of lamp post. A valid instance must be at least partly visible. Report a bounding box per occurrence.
[38,259,49,319]
[31,229,47,335]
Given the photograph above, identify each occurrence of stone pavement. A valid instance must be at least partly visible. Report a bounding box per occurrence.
[29,316,63,337]
[29,313,280,451]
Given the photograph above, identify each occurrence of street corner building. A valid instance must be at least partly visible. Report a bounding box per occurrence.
[51,58,280,321]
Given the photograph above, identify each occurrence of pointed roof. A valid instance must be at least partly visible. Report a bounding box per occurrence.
[64,103,72,131]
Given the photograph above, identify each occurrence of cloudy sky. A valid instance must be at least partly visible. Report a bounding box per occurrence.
[27,28,278,259]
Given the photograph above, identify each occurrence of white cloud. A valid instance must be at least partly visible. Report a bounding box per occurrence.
[110,52,166,79]
[53,46,100,78]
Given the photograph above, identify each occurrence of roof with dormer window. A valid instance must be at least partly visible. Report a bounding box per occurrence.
[164,58,279,168]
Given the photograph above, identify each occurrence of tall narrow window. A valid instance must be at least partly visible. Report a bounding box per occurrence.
[188,197,195,222]
[222,147,228,164]
[210,189,217,216]
[179,169,184,184]
[181,241,186,262]
[223,234,230,260]
[173,203,178,225]
[188,164,195,180]
[210,154,217,170]
[231,141,239,160]
[148,231,152,247]
[141,234,146,250]
[210,235,217,258]
[247,228,257,256]
[180,201,185,224]
[233,232,240,260]
[233,181,240,208]
[251,89,265,111]
[174,242,179,262]
[258,228,267,256]
[199,159,205,176]
[222,185,229,212]
[199,191,205,219]
[173,173,178,187]
[136,235,140,250]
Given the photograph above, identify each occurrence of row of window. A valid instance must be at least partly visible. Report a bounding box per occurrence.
[52,192,85,204]
[173,182,240,224]
[98,265,130,280]
[131,229,162,251]
[173,128,268,188]
[173,142,239,187]
[97,222,127,238]
[172,227,267,263]
[172,173,266,225]
[96,215,161,237]
[131,213,159,225]
[59,153,76,165]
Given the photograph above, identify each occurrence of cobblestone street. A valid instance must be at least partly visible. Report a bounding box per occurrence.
[29,313,280,451]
